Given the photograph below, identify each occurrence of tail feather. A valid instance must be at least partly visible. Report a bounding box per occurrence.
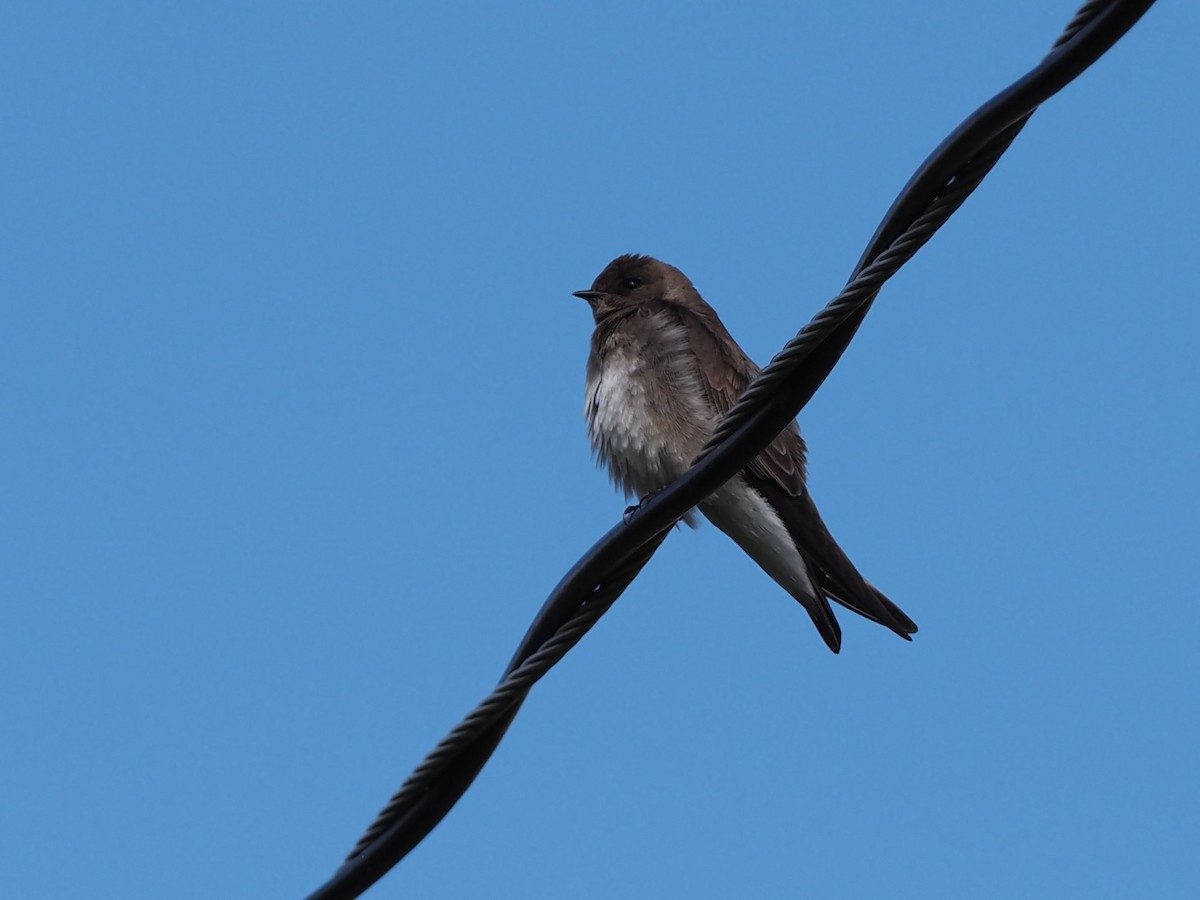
[746,475,917,642]
[804,595,843,654]
[820,578,917,638]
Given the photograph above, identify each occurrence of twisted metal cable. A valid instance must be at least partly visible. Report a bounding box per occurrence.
[304,3,1156,898]
[697,117,1027,465]
[306,529,672,900]
[1060,0,1111,46]
[347,528,669,855]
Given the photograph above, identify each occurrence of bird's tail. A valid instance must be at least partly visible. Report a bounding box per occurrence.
[749,477,918,646]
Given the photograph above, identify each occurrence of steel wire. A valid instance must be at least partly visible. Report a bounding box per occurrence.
[303,3,1157,897]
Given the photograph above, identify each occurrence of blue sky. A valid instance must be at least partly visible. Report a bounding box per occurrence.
[3,2,1197,898]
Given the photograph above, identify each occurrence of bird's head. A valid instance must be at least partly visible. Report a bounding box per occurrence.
[573,254,696,323]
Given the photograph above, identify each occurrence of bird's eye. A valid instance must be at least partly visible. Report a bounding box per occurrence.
[622,278,641,290]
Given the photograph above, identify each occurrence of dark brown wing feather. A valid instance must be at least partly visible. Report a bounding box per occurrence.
[661,300,806,494]
[665,297,917,640]
[748,475,917,638]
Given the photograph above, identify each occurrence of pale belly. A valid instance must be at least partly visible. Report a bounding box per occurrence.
[586,353,700,497]
[586,356,815,597]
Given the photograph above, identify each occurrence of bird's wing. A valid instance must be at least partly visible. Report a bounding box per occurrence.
[670,300,917,640]
[669,302,807,496]
[749,475,917,638]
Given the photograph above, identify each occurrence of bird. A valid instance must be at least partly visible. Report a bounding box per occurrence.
[573,253,916,653]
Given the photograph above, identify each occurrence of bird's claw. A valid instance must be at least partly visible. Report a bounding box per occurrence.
[623,489,663,524]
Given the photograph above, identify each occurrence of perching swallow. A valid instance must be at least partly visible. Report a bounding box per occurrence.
[574,254,916,653]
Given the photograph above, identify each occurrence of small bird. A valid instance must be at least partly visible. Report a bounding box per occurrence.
[573,254,916,653]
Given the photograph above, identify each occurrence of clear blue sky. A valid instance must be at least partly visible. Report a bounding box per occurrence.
[3,3,1196,898]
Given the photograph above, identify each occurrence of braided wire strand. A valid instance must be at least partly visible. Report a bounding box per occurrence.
[697,118,1028,464]
[343,527,671,859]
[1059,0,1109,46]
[303,3,1156,898]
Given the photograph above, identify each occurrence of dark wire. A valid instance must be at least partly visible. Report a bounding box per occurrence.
[304,2,1156,897]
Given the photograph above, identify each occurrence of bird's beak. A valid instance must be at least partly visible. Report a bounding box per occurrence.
[572,290,604,302]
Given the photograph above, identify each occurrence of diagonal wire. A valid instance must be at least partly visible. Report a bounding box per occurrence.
[303,2,1156,898]
[347,528,670,853]
[697,124,1024,467]
[307,529,672,900]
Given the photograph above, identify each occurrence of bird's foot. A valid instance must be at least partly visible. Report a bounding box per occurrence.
[623,489,664,525]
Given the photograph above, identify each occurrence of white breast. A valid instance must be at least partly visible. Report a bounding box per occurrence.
[585,343,706,499]
[587,353,643,447]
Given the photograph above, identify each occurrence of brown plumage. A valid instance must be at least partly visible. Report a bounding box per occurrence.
[574,254,916,653]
